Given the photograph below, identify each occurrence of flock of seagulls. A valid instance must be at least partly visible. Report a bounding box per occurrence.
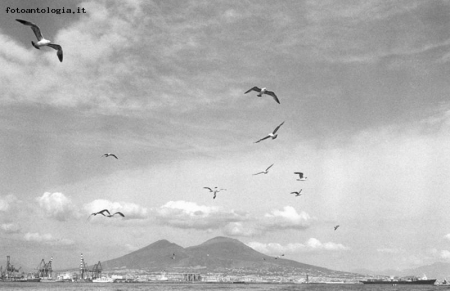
[15,18,340,264]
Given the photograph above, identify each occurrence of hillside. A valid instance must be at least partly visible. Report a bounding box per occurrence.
[99,236,357,277]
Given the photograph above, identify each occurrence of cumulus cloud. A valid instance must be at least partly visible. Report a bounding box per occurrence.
[37,192,78,221]
[84,199,148,220]
[0,194,20,212]
[223,222,259,237]
[24,232,74,246]
[0,223,21,234]
[247,238,349,254]
[155,200,248,230]
[260,206,313,231]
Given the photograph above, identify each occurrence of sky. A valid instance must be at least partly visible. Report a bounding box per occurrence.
[1,0,450,274]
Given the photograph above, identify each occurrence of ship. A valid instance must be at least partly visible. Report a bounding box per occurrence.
[361,275,436,285]
[92,276,114,283]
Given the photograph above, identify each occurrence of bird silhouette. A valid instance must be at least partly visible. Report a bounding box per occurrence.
[253,164,274,175]
[294,172,307,181]
[290,189,303,197]
[254,121,285,143]
[16,19,63,62]
[102,153,118,159]
[244,86,280,104]
[88,209,110,219]
[203,187,226,199]
[334,225,340,231]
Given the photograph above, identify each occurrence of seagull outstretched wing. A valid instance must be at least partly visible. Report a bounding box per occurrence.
[265,164,274,171]
[16,19,43,40]
[203,187,213,192]
[294,172,304,179]
[47,44,63,62]
[272,121,285,134]
[109,212,125,217]
[265,91,280,104]
[254,135,270,143]
[244,86,261,94]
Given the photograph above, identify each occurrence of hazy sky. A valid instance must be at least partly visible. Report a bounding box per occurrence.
[1,0,450,274]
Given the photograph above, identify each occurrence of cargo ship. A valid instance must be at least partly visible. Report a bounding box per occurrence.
[361,276,436,285]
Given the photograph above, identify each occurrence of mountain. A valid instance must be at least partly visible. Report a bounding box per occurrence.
[99,236,358,277]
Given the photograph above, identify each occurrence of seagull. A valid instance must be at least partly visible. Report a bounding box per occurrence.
[107,212,125,218]
[334,225,340,231]
[88,209,110,219]
[254,121,285,143]
[294,172,307,181]
[102,153,118,159]
[253,164,274,175]
[244,87,280,104]
[203,187,226,199]
[16,19,63,62]
[290,189,303,197]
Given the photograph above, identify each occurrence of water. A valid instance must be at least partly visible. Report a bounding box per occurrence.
[0,282,442,291]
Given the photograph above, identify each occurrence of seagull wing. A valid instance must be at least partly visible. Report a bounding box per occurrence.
[113,212,125,217]
[47,43,63,62]
[272,121,285,134]
[265,164,274,171]
[265,91,280,104]
[254,135,270,143]
[244,86,261,94]
[253,171,264,175]
[110,154,118,159]
[16,19,43,40]
[98,209,110,215]
[294,172,303,179]
[204,187,213,192]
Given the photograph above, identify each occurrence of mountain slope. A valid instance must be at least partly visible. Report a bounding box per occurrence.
[98,236,355,277]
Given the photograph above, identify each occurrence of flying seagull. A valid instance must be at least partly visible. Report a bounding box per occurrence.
[107,212,125,218]
[88,209,110,219]
[290,189,303,197]
[102,153,118,159]
[294,172,307,181]
[16,19,63,62]
[244,87,280,104]
[334,225,340,231]
[254,121,285,143]
[203,187,226,199]
[253,164,274,175]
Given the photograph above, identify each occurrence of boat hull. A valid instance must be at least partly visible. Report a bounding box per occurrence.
[361,279,436,285]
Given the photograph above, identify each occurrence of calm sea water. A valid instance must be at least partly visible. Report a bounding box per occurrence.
[0,282,443,291]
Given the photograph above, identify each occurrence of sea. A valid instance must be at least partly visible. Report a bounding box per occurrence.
[0,282,443,291]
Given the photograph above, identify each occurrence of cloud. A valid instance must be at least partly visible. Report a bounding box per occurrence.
[155,200,248,230]
[444,234,450,241]
[247,238,349,254]
[441,250,450,259]
[36,192,78,221]
[0,223,21,234]
[223,222,259,237]
[24,232,75,246]
[260,206,313,231]
[84,199,148,220]
[0,194,20,212]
